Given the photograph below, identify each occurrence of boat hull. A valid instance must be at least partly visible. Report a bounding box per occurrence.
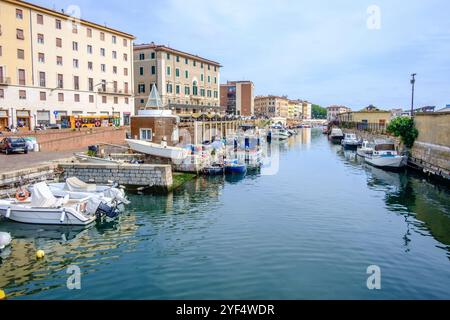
[365,156,407,169]
[330,136,344,144]
[0,203,96,226]
[204,167,224,175]
[126,139,187,160]
[342,142,359,150]
[225,165,247,175]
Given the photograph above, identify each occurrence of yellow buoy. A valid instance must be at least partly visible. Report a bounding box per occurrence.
[0,289,6,300]
[36,250,45,259]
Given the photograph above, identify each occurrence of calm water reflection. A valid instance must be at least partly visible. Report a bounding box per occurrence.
[0,129,449,299]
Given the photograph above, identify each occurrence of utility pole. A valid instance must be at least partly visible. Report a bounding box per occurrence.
[410,73,417,117]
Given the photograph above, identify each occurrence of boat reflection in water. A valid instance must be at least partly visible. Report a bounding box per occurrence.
[0,215,139,299]
[366,165,450,250]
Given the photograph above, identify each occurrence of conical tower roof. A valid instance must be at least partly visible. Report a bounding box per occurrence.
[145,84,163,109]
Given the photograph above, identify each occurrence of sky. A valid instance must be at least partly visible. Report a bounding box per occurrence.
[32,0,450,110]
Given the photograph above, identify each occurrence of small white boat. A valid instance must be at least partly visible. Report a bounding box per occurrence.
[0,232,12,250]
[357,140,374,158]
[0,183,97,226]
[47,177,130,205]
[365,140,407,169]
[126,139,188,161]
[329,128,344,144]
[74,153,121,164]
[341,133,360,150]
[269,126,290,140]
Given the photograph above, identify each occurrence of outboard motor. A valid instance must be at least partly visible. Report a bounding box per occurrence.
[95,202,120,219]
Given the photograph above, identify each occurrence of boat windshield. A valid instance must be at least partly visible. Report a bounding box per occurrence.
[375,144,395,151]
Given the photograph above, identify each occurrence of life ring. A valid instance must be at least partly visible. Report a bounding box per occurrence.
[15,188,30,202]
[95,120,101,127]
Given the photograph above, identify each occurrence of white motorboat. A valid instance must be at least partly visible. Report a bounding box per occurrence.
[0,232,12,250]
[357,140,374,158]
[365,140,408,169]
[329,128,344,144]
[269,126,290,140]
[47,177,130,205]
[126,139,188,161]
[341,133,360,150]
[0,183,97,226]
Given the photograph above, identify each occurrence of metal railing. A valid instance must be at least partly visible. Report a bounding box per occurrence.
[339,121,387,133]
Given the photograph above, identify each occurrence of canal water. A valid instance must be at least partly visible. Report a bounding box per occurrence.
[1,129,449,300]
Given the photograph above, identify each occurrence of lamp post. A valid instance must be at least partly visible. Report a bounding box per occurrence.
[410,73,417,117]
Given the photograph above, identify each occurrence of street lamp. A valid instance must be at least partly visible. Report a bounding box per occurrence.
[410,73,417,117]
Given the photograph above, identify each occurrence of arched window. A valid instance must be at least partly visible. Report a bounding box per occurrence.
[192,80,198,96]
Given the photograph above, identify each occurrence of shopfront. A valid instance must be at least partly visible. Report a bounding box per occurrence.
[36,110,51,127]
[0,109,9,130]
[16,110,31,131]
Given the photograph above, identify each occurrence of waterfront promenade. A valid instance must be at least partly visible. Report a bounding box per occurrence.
[0,150,81,174]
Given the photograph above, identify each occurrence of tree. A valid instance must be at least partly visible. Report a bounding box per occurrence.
[387,117,419,149]
[312,105,327,119]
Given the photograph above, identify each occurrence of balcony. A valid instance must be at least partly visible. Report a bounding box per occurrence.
[97,87,132,96]
[0,77,11,86]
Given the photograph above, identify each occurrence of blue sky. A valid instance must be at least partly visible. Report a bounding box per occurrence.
[33,0,450,110]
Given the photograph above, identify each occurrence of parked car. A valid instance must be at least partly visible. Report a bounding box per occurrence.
[0,137,28,155]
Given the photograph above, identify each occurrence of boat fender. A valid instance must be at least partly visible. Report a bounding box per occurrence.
[60,210,66,224]
[6,208,11,219]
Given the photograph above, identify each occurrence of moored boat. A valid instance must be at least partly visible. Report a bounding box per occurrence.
[125,139,188,161]
[0,183,97,226]
[341,133,360,150]
[364,140,407,169]
[356,140,374,158]
[224,160,247,175]
[203,165,224,176]
[329,128,345,144]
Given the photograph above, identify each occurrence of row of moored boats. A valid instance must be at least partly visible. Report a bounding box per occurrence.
[328,128,408,169]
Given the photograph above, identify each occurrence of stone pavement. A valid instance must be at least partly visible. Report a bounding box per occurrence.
[0,150,82,173]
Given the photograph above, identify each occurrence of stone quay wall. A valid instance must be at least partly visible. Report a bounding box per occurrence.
[59,163,173,191]
[410,113,450,180]
[2,127,129,152]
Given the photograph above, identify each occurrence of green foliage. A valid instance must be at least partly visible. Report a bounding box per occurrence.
[387,117,419,149]
[312,105,327,119]
[87,150,97,157]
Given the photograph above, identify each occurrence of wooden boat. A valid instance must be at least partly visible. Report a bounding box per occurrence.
[125,139,188,161]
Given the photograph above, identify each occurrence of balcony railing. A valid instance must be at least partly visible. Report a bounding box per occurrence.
[0,77,11,85]
[97,87,132,96]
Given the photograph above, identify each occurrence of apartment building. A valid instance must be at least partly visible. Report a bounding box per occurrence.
[134,43,221,116]
[254,95,289,118]
[220,81,254,116]
[0,0,135,130]
[327,105,351,122]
